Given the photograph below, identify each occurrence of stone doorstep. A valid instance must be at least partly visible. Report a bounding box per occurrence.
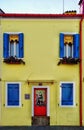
[32,116,50,126]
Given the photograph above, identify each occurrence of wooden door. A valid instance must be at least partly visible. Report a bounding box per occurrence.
[34,88,47,116]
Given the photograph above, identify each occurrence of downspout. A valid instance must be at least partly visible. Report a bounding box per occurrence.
[79,16,83,126]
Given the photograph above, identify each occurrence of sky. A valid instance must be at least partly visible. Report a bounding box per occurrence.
[0,0,80,14]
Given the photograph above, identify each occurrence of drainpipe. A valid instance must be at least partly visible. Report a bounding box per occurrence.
[79,16,83,126]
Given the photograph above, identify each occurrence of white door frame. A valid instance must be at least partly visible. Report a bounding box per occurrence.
[32,86,50,116]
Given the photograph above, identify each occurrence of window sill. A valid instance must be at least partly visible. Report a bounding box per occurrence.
[57,57,80,65]
[60,105,75,107]
[3,56,25,65]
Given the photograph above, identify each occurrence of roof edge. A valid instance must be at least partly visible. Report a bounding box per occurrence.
[0,13,83,18]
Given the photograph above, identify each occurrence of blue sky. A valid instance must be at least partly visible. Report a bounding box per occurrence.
[0,0,80,14]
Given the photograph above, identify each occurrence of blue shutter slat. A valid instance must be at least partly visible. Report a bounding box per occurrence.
[13,86,19,105]
[14,86,19,101]
[19,33,24,58]
[8,86,13,105]
[60,33,64,58]
[73,34,80,58]
[3,33,9,58]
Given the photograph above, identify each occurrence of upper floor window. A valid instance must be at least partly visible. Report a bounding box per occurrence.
[64,35,73,58]
[60,33,80,59]
[9,35,19,57]
[3,33,24,59]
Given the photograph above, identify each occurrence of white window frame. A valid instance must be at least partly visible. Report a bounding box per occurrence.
[5,82,21,108]
[60,82,75,107]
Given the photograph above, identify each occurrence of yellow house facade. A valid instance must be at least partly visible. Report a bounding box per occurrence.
[0,13,84,126]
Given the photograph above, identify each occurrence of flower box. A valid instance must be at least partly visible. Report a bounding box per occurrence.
[58,57,80,65]
[3,56,25,65]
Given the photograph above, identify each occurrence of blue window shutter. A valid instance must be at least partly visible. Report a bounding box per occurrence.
[60,33,64,58]
[8,84,19,106]
[73,34,80,58]
[19,33,24,58]
[62,83,73,105]
[3,33,9,58]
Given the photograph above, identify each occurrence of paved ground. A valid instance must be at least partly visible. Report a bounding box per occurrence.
[0,126,83,130]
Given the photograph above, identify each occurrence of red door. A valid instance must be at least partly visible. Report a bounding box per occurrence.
[34,88,47,116]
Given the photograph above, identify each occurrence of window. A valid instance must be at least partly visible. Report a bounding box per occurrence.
[60,33,80,58]
[3,33,24,59]
[60,82,75,107]
[9,35,19,57]
[64,43,73,58]
[6,82,21,107]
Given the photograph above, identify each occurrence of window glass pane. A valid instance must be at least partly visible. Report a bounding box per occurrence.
[10,43,14,57]
[61,83,73,106]
[7,84,19,106]
[68,45,73,57]
[16,43,19,58]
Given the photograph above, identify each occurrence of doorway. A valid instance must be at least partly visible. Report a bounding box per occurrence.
[32,86,50,125]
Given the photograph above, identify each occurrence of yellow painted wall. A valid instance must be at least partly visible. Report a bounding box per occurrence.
[0,18,80,126]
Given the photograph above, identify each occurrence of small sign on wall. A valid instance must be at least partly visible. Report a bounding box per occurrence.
[25,94,30,100]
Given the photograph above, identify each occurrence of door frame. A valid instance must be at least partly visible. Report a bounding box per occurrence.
[32,86,50,116]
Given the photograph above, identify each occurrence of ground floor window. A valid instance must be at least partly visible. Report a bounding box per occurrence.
[6,82,21,107]
[60,82,75,107]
